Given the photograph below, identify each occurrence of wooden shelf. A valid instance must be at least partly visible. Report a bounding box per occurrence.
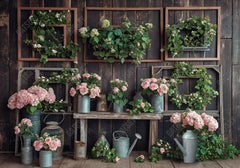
[74,112,163,120]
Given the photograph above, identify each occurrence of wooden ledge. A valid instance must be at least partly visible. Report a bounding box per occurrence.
[73,112,163,120]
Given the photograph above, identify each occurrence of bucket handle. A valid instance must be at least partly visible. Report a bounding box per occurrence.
[113,131,128,140]
[43,113,65,125]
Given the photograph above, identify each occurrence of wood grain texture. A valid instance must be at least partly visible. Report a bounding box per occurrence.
[232,0,240,64]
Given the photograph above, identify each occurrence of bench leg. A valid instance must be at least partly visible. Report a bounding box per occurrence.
[148,120,158,154]
[80,119,87,158]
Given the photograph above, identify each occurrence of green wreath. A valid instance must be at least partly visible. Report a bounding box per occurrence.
[167,62,218,109]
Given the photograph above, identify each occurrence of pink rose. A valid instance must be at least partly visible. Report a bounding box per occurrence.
[159,84,169,94]
[140,102,145,108]
[90,88,99,98]
[96,75,101,80]
[69,87,76,97]
[115,79,120,82]
[49,140,58,151]
[21,118,28,124]
[26,120,32,127]
[33,140,43,151]
[150,78,158,82]
[139,155,144,159]
[45,88,56,104]
[14,126,20,134]
[208,119,218,131]
[157,87,163,95]
[162,79,167,83]
[160,148,165,154]
[82,73,90,78]
[81,83,87,87]
[45,137,51,145]
[157,142,161,146]
[115,157,120,162]
[75,74,81,79]
[7,93,18,109]
[126,108,130,112]
[170,79,176,83]
[55,139,61,147]
[76,85,81,90]
[71,76,75,81]
[121,86,127,92]
[141,81,150,89]
[79,86,89,96]
[149,83,158,91]
[170,113,181,124]
[113,87,119,93]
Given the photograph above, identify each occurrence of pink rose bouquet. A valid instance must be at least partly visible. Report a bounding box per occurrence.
[170,109,218,132]
[14,118,34,138]
[141,78,170,96]
[107,79,128,106]
[69,72,101,98]
[8,85,56,114]
[33,132,61,151]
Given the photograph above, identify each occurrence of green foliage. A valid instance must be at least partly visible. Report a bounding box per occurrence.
[25,10,80,64]
[128,99,154,115]
[166,15,217,57]
[91,141,119,163]
[135,155,145,163]
[79,18,152,64]
[149,139,173,162]
[107,79,128,106]
[196,130,240,161]
[168,62,218,109]
[41,101,64,113]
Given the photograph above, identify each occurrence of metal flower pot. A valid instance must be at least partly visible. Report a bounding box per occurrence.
[21,136,33,165]
[78,95,90,113]
[150,94,164,113]
[113,103,123,113]
[39,150,52,167]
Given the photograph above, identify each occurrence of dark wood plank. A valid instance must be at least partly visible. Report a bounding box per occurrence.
[172,160,222,168]
[232,65,240,148]
[232,0,240,64]
[216,157,240,168]
[220,39,232,141]
[217,0,232,38]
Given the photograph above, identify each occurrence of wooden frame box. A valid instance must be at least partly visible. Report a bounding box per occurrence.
[165,7,221,61]
[84,7,164,63]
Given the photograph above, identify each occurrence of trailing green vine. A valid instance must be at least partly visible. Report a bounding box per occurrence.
[168,62,218,109]
[25,10,80,64]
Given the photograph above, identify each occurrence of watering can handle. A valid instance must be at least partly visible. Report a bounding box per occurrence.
[43,113,65,125]
[113,131,128,140]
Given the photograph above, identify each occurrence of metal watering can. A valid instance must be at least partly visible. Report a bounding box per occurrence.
[174,130,197,163]
[113,131,142,158]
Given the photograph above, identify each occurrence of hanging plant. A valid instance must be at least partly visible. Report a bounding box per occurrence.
[79,18,152,64]
[168,62,218,109]
[25,10,80,64]
[166,15,217,57]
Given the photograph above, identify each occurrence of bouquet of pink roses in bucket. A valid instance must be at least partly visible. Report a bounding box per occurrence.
[141,77,170,113]
[33,132,61,167]
[69,72,101,113]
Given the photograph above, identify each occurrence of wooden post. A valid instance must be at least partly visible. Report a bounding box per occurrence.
[148,120,158,154]
[80,119,87,158]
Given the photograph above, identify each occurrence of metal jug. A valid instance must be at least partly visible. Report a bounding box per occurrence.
[174,130,197,163]
[113,131,142,158]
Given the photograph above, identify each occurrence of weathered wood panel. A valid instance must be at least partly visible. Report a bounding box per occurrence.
[232,0,240,64]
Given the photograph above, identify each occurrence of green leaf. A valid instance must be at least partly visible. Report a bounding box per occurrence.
[114,29,122,36]
[30,106,38,114]
[216,148,222,155]
[200,149,207,155]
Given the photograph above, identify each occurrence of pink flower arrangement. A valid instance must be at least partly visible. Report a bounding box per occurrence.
[8,86,56,113]
[135,154,145,163]
[170,109,218,131]
[14,118,34,137]
[69,72,101,98]
[33,132,61,151]
[141,78,169,96]
[160,148,165,154]
[108,79,128,106]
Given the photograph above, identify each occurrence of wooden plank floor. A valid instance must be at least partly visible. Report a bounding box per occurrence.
[1,152,240,168]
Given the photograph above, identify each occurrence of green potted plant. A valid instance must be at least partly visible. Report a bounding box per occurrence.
[128,99,154,115]
[79,18,152,64]
[107,79,128,113]
[166,15,217,57]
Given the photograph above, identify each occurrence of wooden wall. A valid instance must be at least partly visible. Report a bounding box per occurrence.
[0,0,239,152]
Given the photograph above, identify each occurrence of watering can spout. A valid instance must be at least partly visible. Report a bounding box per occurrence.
[174,138,185,154]
[127,133,142,156]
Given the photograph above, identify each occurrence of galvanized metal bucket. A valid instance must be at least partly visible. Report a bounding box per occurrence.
[39,150,52,167]
[78,95,90,113]
[21,136,33,165]
[150,94,164,113]
[113,131,129,158]
[113,103,123,113]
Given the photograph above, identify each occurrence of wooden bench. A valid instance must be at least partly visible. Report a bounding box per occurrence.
[73,112,163,158]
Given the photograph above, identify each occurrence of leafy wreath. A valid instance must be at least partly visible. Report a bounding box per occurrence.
[166,15,217,57]
[167,62,219,109]
[25,10,80,64]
